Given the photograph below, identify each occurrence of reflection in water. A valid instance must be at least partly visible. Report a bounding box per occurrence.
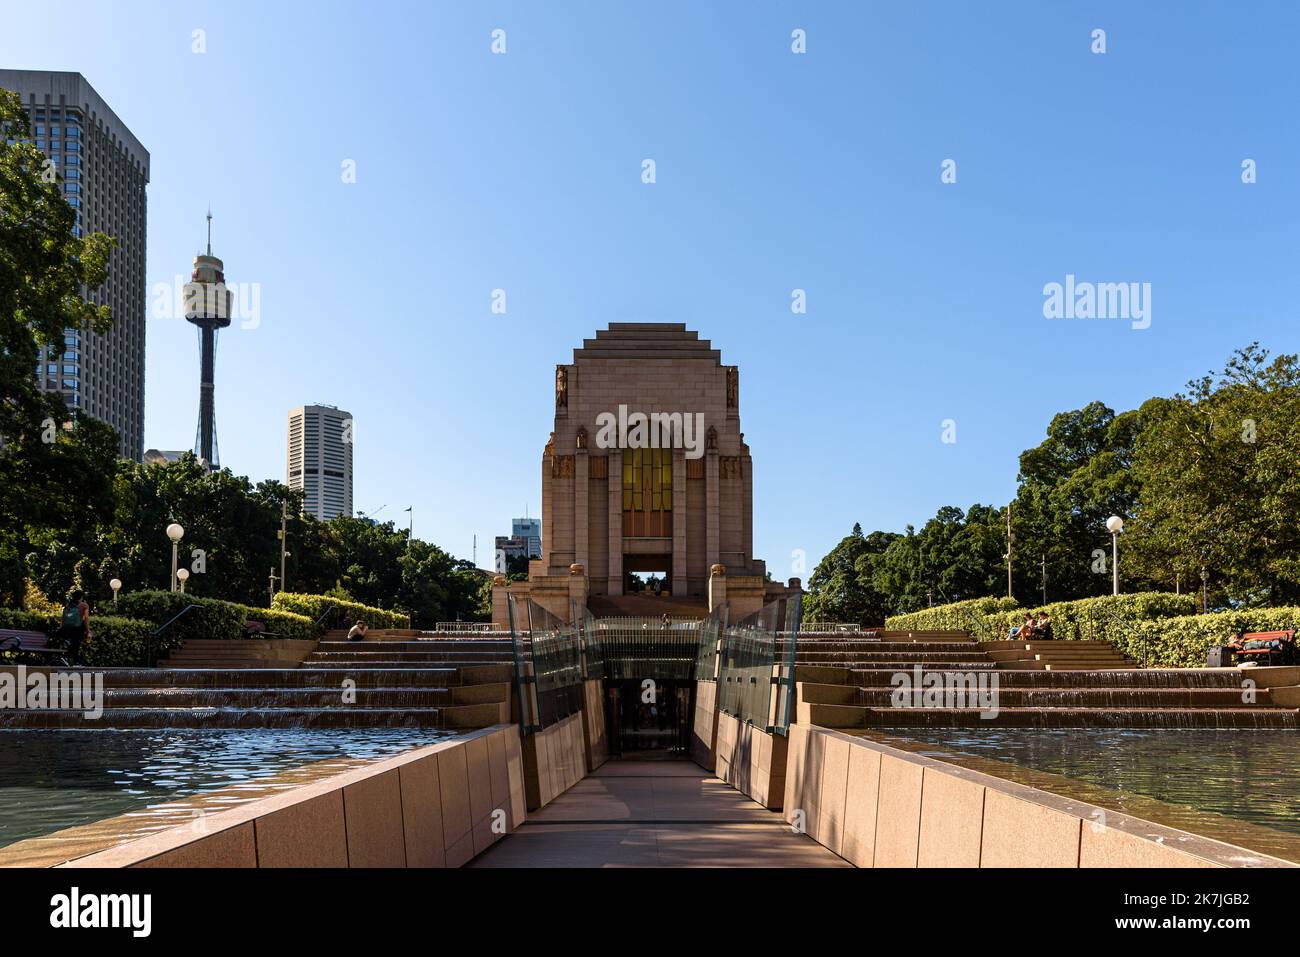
[892,728,1300,836]
[0,728,447,847]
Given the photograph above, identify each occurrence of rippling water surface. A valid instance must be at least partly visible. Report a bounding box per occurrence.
[0,728,449,847]
[893,728,1300,836]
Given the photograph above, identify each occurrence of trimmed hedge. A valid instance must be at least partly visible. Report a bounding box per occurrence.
[118,590,315,643]
[0,609,157,667]
[882,597,1019,634]
[887,592,1197,646]
[271,592,410,630]
[1129,607,1300,669]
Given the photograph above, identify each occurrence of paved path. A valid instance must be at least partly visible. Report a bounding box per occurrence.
[470,759,849,868]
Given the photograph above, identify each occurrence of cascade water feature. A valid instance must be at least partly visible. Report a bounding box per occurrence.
[792,632,1300,729]
[0,634,516,729]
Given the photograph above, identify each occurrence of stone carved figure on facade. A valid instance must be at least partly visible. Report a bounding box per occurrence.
[543,431,556,457]
[706,425,718,451]
[555,366,569,411]
[726,366,738,409]
[576,425,588,450]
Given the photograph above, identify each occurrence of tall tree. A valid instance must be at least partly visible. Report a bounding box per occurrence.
[1128,344,1300,607]
[804,523,899,625]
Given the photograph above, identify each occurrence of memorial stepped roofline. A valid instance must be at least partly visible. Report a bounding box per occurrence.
[574,323,723,362]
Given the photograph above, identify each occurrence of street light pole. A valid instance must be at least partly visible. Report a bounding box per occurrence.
[1005,504,1014,600]
[1106,516,1125,596]
[166,524,184,593]
[278,501,287,596]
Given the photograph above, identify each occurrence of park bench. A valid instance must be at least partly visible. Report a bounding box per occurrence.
[0,629,70,666]
[1230,629,1297,666]
[240,620,279,640]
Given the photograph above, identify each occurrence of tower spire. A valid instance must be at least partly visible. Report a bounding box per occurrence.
[206,206,212,255]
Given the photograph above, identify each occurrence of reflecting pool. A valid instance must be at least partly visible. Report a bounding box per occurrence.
[0,728,449,848]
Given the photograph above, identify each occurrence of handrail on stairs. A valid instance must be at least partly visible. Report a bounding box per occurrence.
[1089,603,1148,669]
[147,603,202,668]
[937,589,996,644]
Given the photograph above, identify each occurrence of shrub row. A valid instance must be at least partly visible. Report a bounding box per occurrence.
[887,592,1197,647]
[881,596,1019,634]
[117,590,315,643]
[0,608,157,667]
[1128,607,1300,668]
[271,592,410,630]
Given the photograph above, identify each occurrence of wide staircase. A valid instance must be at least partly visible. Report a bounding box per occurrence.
[586,594,709,619]
[788,630,1300,729]
[2,629,514,730]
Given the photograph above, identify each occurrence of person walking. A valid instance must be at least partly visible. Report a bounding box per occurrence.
[60,590,91,666]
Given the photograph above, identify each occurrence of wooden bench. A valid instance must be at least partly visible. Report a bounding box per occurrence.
[0,629,70,666]
[1231,630,1297,666]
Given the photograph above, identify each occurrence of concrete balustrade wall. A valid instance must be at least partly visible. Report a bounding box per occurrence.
[60,724,526,868]
[782,724,1297,868]
[690,679,718,769]
[521,711,587,810]
[580,678,610,773]
[713,710,786,810]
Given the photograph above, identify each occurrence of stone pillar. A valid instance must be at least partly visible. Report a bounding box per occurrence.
[708,563,727,615]
[575,448,589,575]
[607,449,623,595]
[672,448,687,597]
[742,454,754,572]
[540,447,554,570]
[568,563,587,619]
[706,446,720,574]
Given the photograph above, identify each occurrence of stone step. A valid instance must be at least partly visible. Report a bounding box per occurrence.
[0,707,449,729]
[98,684,509,709]
[302,651,513,662]
[800,702,1300,729]
[850,688,1272,708]
[844,668,1253,689]
[793,650,990,662]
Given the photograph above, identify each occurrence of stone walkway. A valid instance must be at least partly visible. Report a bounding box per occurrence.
[469,758,849,868]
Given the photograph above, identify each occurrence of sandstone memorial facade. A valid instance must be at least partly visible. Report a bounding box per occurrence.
[493,323,800,625]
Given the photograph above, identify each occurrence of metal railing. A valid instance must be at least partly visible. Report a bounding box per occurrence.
[800,621,859,633]
[434,621,495,633]
[582,616,704,681]
[939,589,996,644]
[1088,602,1149,669]
[147,603,202,667]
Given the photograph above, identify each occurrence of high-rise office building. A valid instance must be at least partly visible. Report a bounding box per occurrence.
[1,70,149,460]
[287,405,353,520]
[512,517,542,559]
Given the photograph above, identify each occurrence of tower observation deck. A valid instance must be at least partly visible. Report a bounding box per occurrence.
[184,212,233,467]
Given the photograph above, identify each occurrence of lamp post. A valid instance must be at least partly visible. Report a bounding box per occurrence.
[1105,515,1125,595]
[176,567,190,593]
[109,578,122,605]
[166,523,185,592]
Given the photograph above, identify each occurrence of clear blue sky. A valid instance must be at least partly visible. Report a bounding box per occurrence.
[3,1,1296,576]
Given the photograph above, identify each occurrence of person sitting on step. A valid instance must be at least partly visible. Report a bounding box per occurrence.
[347,619,369,642]
[1009,613,1037,640]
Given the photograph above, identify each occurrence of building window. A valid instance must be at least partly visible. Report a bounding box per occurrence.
[622,448,672,536]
